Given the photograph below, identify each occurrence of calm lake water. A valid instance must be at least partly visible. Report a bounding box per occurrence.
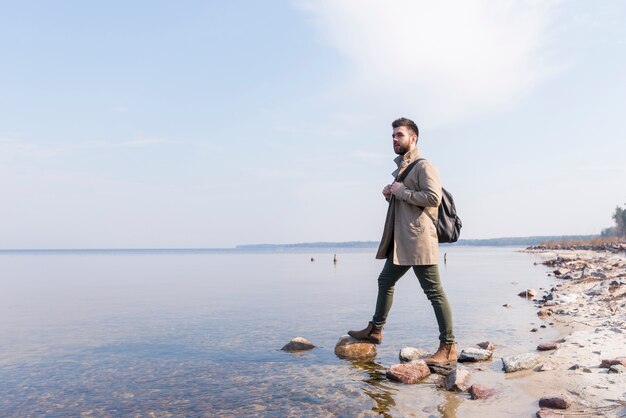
[0,247,557,417]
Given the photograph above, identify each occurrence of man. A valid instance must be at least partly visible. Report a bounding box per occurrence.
[348,117,456,365]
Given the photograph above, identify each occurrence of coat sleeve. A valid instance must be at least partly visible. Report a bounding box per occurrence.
[393,160,442,207]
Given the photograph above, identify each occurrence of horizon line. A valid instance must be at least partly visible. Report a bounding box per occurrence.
[0,233,601,252]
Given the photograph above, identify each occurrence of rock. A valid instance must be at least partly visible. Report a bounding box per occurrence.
[468,384,496,400]
[608,365,626,374]
[281,337,316,352]
[334,335,377,360]
[538,361,558,371]
[386,360,430,384]
[502,353,540,373]
[458,347,493,362]
[427,362,455,376]
[399,347,428,362]
[539,396,571,409]
[536,409,563,418]
[553,268,570,276]
[518,289,538,298]
[537,342,559,351]
[530,328,538,332]
[599,357,626,368]
[569,364,582,370]
[477,341,495,351]
[537,308,551,318]
[445,367,470,391]
[503,303,512,308]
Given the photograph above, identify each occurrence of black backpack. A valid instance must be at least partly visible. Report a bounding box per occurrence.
[396,159,462,243]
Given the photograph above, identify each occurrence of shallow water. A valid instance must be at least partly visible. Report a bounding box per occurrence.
[0,247,557,417]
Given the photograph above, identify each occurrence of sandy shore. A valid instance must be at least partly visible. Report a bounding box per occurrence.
[514,245,626,416]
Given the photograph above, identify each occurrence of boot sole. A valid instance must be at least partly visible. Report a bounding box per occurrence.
[347,333,382,345]
[425,360,457,366]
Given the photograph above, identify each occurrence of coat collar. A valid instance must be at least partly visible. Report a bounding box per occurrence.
[394,146,421,168]
[392,147,421,178]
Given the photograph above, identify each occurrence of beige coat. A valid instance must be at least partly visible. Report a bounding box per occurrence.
[375,148,442,265]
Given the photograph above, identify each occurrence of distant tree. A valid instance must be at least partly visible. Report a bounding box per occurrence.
[612,204,626,237]
[601,226,616,237]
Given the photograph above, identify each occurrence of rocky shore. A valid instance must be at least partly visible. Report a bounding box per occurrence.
[521,243,626,416]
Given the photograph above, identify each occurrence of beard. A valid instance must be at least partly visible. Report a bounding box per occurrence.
[394,144,409,155]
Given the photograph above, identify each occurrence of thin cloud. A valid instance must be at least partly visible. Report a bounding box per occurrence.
[352,151,388,162]
[298,0,563,124]
[0,136,172,163]
[85,137,171,148]
[0,138,61,160]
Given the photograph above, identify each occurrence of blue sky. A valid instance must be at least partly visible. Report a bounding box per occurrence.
[1,1,625,248]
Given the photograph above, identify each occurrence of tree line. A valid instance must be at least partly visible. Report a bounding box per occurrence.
[601,203,626,237]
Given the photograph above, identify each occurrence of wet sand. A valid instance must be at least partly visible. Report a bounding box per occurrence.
[492,246,626,416]
[431,245,626,417]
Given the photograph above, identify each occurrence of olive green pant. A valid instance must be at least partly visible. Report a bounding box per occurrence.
[372,254,455,343]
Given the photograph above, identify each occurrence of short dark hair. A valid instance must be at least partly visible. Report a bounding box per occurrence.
[392,117,419,139]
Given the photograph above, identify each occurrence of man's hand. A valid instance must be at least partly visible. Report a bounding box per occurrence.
[382,184,392,200]
[390,181,404,196]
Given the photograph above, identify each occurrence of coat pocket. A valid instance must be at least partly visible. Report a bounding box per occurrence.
[409,219,422,234]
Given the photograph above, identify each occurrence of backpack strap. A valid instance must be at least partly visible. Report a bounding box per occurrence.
[395,159,437,226]
[395,158,422,182]
[409,158,438,225]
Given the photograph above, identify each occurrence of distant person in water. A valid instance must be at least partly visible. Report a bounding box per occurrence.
[347,117,456,365]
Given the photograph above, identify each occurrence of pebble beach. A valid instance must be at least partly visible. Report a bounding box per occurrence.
[519,242,626,417]
[327,242,626,417]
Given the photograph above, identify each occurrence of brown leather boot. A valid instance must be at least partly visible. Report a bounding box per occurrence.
[424,342,457,365]
[347,322,383,344]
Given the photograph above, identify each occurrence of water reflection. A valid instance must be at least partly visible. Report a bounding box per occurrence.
[348,358,465,418]
[349,360,397,417]
[437,391,461,417]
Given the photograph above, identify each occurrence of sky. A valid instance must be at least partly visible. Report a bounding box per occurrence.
[1,0,625,249]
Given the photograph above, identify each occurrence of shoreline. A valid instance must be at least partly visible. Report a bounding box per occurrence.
[517,245,626,416]
[446,244,626,417]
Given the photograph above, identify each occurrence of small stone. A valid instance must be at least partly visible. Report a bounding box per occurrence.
[468,384,496,400]
[334,335,377,360]
[536,409,563,418]
[477,341,495,351]
[530,328,538,332]
[537,308,551,318]
[399,347,428,363]
[569,364,582,370]
[503,304,512,308]
[445,367,470,391]
[427,362,455,376]
[502,353,540,373]
[281,337,316,352]
[537,342,559,351]
[600,357,626,368]
[519,289,538,298]
[386,360,431,384]
[553,268,570,276]
[458,347,493,362]
[538,396,571,409]
[608,365,626,374]
[539,361,558,371]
